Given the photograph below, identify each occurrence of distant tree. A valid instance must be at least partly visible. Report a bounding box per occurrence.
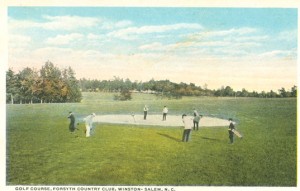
[214,89,221,97]
[250,91,259,97]
[77,77,295,99]
[268,90,278,98]
[124,78,132,90]
[214,86,227,97]
[291,85,297,97]
[279,87,288,98]
[114,88,132,101]
[224,86,234,96]
[241,88,249,97]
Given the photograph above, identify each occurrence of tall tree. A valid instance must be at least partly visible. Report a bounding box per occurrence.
[279,87,288,98]
[62,67,82,102]
[6,69,19,104]
[17,67,40,104]
[291,86,297,97]
[40,61,62,103]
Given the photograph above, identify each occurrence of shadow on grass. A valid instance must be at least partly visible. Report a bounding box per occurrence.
[200,136,221,142]
[157,133,182,142]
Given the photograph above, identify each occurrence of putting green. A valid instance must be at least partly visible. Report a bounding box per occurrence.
[93,114,230,127]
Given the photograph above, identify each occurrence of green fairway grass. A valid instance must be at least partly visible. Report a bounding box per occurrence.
[6,92,297,186]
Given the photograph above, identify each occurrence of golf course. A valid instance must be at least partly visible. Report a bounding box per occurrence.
[6,92,297,186]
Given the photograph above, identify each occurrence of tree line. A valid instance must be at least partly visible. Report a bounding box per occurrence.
[6,61,82,104]
[79,77,297,99]
[6,62,297,104]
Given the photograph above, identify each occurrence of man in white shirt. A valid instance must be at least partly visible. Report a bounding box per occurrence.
[162,106,168,121]
[83,113,96,137]
[182,114,193,142]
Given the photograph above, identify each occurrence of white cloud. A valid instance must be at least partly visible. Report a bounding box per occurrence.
[45,33,84,45]
[100,20,133,30]
[233,35,269,42]
[258,50,296,59]
[8,17,39,31]
[115,20,133,28]
[185,27,260,42]
[9,34,31,48]
[108,23,203,40]
[31,47,115,63]
[277,30,297,42]
[209,27,259,37]
[41,15,100,30]
[32,47,74,58]
[9,15,101,31]
[87,33,104,40]
[139,42,164,51]
[138,38,260,56]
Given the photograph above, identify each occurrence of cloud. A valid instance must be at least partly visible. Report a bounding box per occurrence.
[8,34,32,61]
[277,30,297,42]
[184,27,260,42]
[100,20,133,30]
[41,15,101,30]
[45,33,84,45]
[232,35,269,42]
[108,23,203,40]
[9,34,31,48]
[32,47,115,63]
[258,50,297,59]
[138,38,261,57]
[115,20,133,28]
[9,15,101,31]
[8,17,37,30]
[139,42,164,51]
[208,27,259,37]
[87,33,104,40]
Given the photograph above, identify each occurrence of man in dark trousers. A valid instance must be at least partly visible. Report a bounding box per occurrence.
[68,111,76,133]
[228,118,235,144]
[182,114,193,142]
[193,114,202,131]
[162,106,168,121]
[143,105,148,120]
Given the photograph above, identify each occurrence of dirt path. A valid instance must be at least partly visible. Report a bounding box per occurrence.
[93,114,229,127]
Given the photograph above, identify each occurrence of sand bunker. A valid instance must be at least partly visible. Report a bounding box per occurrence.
[93,114,229,127]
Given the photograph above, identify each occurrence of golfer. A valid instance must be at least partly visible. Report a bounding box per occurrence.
[68,111,76,133]
[182,114,193,142]
[193,114,202,131]
[162,106,168,121]
[84,113,96,137]
[228,118,235,144]
[143,105,149,120]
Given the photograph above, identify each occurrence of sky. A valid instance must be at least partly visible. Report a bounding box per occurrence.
[7,7,298,92]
